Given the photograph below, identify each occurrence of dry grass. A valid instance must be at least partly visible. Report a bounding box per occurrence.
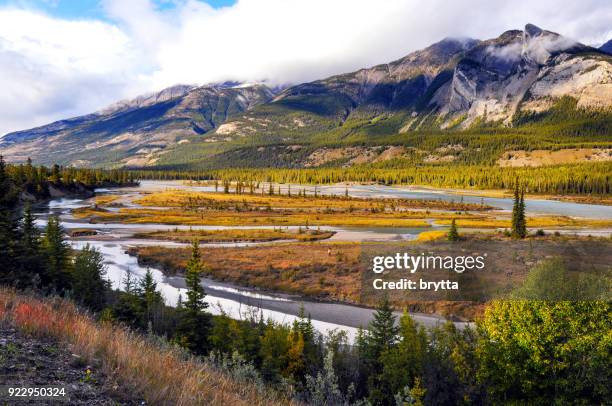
[93,195,120,206]
[134,228,335,243]
[435,216,612,229]
[73,206,433,228]
[135,190,489,212]
[416,230,448,242]
[0,288,296,406]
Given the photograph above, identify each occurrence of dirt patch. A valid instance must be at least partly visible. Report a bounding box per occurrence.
[498,148,612,167]
[372,146,407,162]
[305,146,406,167]
[0,328,143,405]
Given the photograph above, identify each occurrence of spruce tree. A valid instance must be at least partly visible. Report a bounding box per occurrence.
[177,240,211,354]
[139,268,163,329]
[511,182,527,239]
[448,218,459,241]
[42,215,71,292]
[518,188,527,238]
[17,204,45,288]
[0,155,19,285]
[72,244,109,311]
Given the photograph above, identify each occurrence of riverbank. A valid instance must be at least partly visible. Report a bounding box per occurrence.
[127,234,612,321]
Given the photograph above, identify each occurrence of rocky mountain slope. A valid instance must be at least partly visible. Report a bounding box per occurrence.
[1,24,611,168]
[600,39,612,55]
[0,83,275,166]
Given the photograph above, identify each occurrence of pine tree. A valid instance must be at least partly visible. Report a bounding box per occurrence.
[368,296,399,357]
[13,203,45,288]
[72,244,109,311]
[42,215,71,293]
[448,218,459,241]
[0,155,20,285]
[511,181,527,239]
[518,188,527,238]
[139,268,163,326]
[177,240,211,354]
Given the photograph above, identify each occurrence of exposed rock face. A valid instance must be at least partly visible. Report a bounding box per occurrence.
[273,37,480,114]
[436,24,609,127]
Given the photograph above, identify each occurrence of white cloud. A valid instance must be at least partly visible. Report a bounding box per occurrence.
[0,0,611,135]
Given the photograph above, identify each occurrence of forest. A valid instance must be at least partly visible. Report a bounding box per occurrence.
[0,155,610,405]
[130,161,611,196]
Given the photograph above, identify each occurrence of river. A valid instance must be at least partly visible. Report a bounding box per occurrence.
[35,180,610,341]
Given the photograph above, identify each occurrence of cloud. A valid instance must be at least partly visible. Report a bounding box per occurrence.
[0,0,611,135]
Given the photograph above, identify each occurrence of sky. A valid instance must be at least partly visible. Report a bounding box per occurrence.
[0,0,611,136]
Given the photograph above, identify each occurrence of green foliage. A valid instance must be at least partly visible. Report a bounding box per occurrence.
[477,300,612,404]
[176,240,212,354]
[513,258,611,301]
[511,182,527,238]
[42,215,71,293]
[447,218,459,241]
[72,244,109,312]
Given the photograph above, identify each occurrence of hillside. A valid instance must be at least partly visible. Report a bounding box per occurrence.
[1,24,611,170]
[0,83,276,167]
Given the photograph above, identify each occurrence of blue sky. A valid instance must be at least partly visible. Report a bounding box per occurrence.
[0,0,237,20]
[0,0,610,135]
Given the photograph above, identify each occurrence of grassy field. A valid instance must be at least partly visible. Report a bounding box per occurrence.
[74,206,434,227]
[134,189,490,212]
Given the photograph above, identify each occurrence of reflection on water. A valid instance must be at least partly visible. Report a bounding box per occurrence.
[70,239,359,340]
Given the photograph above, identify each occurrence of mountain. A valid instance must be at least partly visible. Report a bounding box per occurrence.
[601,39,612,54]
[0,83,275,166]
[1,24,611,169]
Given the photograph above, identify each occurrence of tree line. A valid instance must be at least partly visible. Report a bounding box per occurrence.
[129,161,611,196]
[4,156,135,200]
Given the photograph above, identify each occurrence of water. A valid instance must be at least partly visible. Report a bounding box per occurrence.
[35,180,609,340]
[130,180,612,219]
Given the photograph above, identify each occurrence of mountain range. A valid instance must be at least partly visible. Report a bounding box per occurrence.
[1,24,611,169]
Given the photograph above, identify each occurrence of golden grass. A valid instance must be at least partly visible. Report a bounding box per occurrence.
[74,207,432,228]
[0,288,295,406]
[134,190,489,212]
[416,230,448,242]
[435,216,612,229]
[93,195,120,206]
[134,228,335,243]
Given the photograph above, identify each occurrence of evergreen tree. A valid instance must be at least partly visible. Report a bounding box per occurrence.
[448,218,459,241]
[72,244,109,311]
[177,240,211,354]
[518,188,527,237]
[368,296,399,358]
[139,268,164,328]
[0,155,20,285]
[17,204,46,287]
[42,215,71,293]
[511,181,527,239]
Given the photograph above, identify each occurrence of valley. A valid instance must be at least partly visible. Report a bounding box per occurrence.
[36,179,612,333]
